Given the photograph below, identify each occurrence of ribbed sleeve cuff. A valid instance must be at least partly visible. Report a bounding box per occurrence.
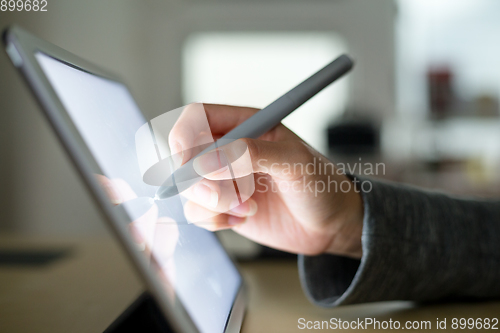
[298,177,500,307]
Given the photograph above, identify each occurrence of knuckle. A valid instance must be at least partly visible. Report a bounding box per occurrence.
[237,138,259,159]
[295,141,314,161]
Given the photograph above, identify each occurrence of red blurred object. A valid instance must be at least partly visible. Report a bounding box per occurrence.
[428,68,455,118]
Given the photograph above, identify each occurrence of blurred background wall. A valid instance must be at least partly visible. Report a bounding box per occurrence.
[1,0,499,239]
[387,0,500,195]
[0,0,395,235]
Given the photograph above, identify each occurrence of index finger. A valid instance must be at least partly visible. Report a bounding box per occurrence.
[203,104,259,135]
[168,104,259,164]
[203,104,290,141]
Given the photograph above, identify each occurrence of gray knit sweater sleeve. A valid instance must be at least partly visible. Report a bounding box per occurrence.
[298,177,500,307]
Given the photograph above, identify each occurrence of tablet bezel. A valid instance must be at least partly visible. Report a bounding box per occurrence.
[3,25,246,333]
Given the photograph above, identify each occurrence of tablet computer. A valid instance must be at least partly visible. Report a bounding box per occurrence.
[3,26,246,333]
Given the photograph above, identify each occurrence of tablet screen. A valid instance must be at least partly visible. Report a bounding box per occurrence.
[35,52,241,333]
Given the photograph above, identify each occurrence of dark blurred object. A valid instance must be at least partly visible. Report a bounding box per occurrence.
[327,120,379,155]
[422,157,465,173]
[474,94,499,117]
[428,67,456,118]
[105,292,173,333]
[0,248,71,266]
[236,246,297,263]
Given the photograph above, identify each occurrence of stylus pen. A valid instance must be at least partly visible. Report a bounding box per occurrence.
[155,54,354,200]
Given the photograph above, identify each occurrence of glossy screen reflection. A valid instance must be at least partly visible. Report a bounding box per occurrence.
[35,52,241,333]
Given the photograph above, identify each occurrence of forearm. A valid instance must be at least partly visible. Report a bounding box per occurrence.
[299,177,500,307]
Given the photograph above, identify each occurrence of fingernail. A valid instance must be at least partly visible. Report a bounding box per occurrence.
[104,183,122,205]
[171,142,184,168]
[230,199,257,217]
[193,149,229,177]
[193,183,218,208]
[135,241,146,251]
[170,141,181,154]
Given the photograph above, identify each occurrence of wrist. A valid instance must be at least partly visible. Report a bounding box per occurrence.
[324,175,364,259]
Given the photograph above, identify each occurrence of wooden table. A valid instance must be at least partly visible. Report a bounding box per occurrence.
[1,235,499,332]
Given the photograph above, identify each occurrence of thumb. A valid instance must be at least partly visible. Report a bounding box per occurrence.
[193,138,312,180]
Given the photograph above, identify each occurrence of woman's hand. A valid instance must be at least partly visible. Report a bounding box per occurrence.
[170,104,364,258]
